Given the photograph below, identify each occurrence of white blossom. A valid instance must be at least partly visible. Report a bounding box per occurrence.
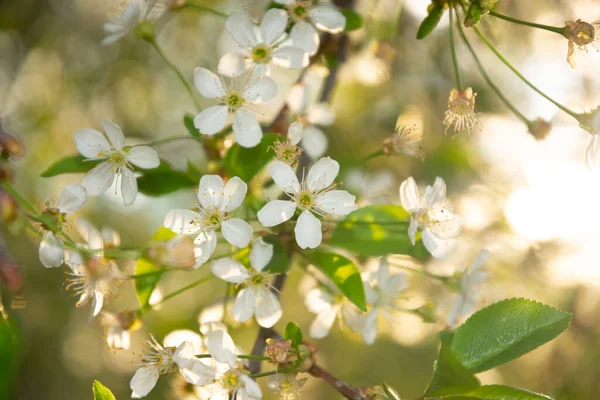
[193,67,277,147]
[305,283,363,339]
[74,120,160,206]
[268,374,307,400]
[446,249,490,328]
[258,157,357,249]
[219,9,309,77]
[399,177,462,259]
[102,0,167,45]
[585,106,600,170]
[210,238,282,328]
[275,0,346,55]
[163,175,253,268]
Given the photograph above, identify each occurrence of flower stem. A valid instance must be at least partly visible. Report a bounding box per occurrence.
[449,9,463,90]
[238,354,271,361]
[362,149,385,162]
[489,10,566,36]
[181,3,229,18]
[454,9,533,128]
[149,135,202,147]
[394,264,449,283]
[248,369,283,379]
[0,181,37,215]
[471,25,580,120]
[149,39,201,112]
[142,275,212,312]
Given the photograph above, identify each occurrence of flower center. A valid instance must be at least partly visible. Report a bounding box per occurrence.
[287,1,312,22]
[251,272,267,286]
[201,206,224,228]
[251,44,273,63]
[270,140,302,165]
[294,189,315,211]
[225,91,246,112]
[571,21,595,46]
[222,370,243,391]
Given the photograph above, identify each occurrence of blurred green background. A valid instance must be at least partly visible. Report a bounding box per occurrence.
[2,0,600,399]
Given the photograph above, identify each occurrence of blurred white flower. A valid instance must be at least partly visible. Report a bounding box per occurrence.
[446,249,490,328]
[257,157,358,249]
[443,88,480,136]
[585,106,600,170]
[102,0,167,45]
[305,284,363,339]
[270,121,305,166]
[98,312,131,351]
[268,373,307,400]
[210,238,282,328]
[275,0,346,55]
[389,125,425,159]
[74,120,160,206]
[193,67,277,147]
[163,175,253,268]
[565,19,600,68]
[344,168,395,205]
[400,177,462,259]
[220,10,309,77]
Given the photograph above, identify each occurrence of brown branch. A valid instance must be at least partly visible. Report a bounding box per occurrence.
[309,363,369,400]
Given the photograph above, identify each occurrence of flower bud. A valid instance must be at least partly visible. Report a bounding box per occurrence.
[266,338,297,365]
[528,118,552,141]
[0,131,24,159]
[134,20,156,42]
[0,255,24,293]
[383,125,425,159]
[0,190,18,224]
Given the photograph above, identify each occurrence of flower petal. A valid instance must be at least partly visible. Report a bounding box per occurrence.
[222,176,247,212]
[399,177,420,212]
[249,238,273,272]
[56,184,88,214]
[164,329,204,354]
[121,167,138,206]
[211,258,250,284]
[301,126,328,159]
[39,231,64,268]
[91,291,105,317]
[205,329,238,367]
[221,218,253,248]
[255,287,282,327]
[305,288,333,313]
[232,287,256,323]
[243,76,278,103]
[423,177,446,207]
[308,103,335,126]
[217,51,251,77]
[74,128,111,159]
[225,12,259,48]
[127,146,160,169]
[422,228,455,259]
[294,211,322,249]
[257,200,296,227]
[268,160,300,193]
[82,162,115,196]
[317,190,357,216]
[130,366,159,399]
[194,67,226,98]
[288,121,304,145]
[260,9,288,44]
[308,5,346,33]
[272,46,310,69]
[233,109,262,148]
[163,209,202,234]
[240,375,263,399]
[360,309,378,345]
[100,119,125,150]
[193,230,217,267]
[286,83,309,114]
[306,156,339,191]
[290,20,319,56]
[198,175,224,209]
[309,303,338,339]
[194,105,229,136]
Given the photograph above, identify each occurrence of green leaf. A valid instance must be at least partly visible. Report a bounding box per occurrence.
[93,380,116,400]
[137,162,197,196]
[134,258,163,308]
[423,332,480,397]
[223,134,278,182]
[41,154,100,177]
[441,385,552,400]
[284,322,303,347]
[311,252,367,311]
[184,114,201,138]
[383,382,402,400]
[329,205,426,258]
[451,298,572,373]
[416,4,445,39]
[341,9,363,32]
[262,236,290,274]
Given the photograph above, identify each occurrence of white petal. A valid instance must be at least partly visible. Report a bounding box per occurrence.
[361,309,379,345]
[127,146,160,169]
[308,103,335,126]
[268,160,300,193]
[172,341,197,369]
[232,288,257,323]
[272,45,309,69]
[164,330,204,354]
[194,230,217,267]
[82,162,115,196]
[198,175,224,209]
[121,167,138,206]
[233,109,262,148]
[163,209,202,234]
[56,184,87,214]
[301,126,328,159]
[74,128,111,159]
[100,119,125,150]
[221,218,253,248]
[179,359,216,386]
[217,52,251,77]
[342,304,364,332]
[309,304,339,339]
[592,107,600,134]
[294,211,322,249]
[427,208,462,239]
[254,287,282,327]
[194,67,226,98]
[206,329,238,367]
[317,190,357,216]
[408,217,418,245]
[65,250,85,274]
[399,177,420,212]
[305,288,333,313]
[306,156,339,191]
[257,200,296,227]
[211,258,250,284]
[260,9,288,44]
[249,238,273,272]
[288,121,304,145]
[39,231,64,268]
[290,21,319,56]
[130,366,159,398]
[309,5,346,33]
[384,274,407,298]
[422,229,455,259]
[222,177,247,212]
[274,0,294,4]
[240,375,263,399]
[194,105,229,136]
[243,76,278,103]
[423,177,447,208]
[91,291,104,317]
[225,12,259,48]
[471,249,490,272]
[287,83,309,114]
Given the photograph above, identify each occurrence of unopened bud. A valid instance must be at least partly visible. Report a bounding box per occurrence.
[528,118,552,140]
[0,190,18,223]
[134,20,156,42]
[0,131,24,159]
[0,256,24,293]
[0,165,13,181]
[266,338,297,365]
